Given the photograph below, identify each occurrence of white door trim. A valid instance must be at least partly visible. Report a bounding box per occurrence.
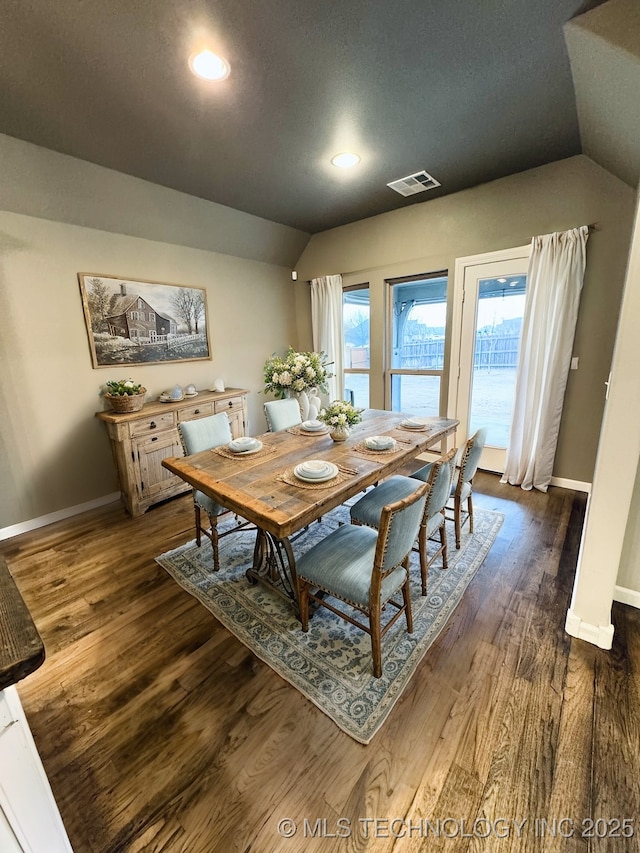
[448,245,530,465]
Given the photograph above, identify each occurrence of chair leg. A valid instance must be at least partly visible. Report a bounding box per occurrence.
[418,524,428,596]
[299,581,310,632]
[210,514,220,572]
[440,518,449,570]
[454,495,462,549]
[468,494,474,534]
[402,578,414,634]
[194,504,202,547]
[370,601,382,678]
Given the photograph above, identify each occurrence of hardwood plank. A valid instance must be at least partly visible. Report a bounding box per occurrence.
[1,474,639,852]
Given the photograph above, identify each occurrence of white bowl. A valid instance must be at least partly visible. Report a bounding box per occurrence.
[365,435,395,450]
[294,461,338,483]
[229,437,260,453]
[296,460,331,478]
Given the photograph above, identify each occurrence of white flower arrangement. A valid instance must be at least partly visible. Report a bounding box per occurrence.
[317,399,362,428]
[264,348,333,398]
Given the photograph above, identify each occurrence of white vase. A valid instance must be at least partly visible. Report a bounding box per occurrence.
[307,388,321,421]
[294,390,310,421]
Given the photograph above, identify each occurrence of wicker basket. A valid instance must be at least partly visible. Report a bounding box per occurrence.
[105,389,147,413]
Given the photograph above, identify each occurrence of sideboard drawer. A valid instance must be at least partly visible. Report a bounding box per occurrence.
[177,401,215,422]
[214,395,244,414]
[128,411,176,438]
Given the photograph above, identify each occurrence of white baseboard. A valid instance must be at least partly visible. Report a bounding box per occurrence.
[0,493,121,541]
[565,608,614,648]
[413,463,592,494]
[550,476,592,493]
[613,585,640,609]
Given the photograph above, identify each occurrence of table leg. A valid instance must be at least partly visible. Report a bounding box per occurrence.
[246,528,299,610]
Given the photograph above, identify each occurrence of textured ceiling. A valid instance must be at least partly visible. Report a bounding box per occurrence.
[0,0,607,234]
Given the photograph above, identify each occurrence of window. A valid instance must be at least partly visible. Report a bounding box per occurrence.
[343,284,370,408]
[386,272,448,417]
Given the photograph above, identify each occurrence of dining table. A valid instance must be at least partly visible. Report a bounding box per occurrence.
[162,409,458,610]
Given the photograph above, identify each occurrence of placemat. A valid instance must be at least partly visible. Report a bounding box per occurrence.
[353,439,403,457]
[213,443,277,460]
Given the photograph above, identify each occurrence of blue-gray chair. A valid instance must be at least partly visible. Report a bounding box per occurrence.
[413,428,486,548]
[178,412,252,571]
[264,398,302,432]
[297,481,429,678]
[351,448,457,595]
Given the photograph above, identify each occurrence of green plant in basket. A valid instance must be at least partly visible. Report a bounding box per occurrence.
[318,399,362,428]
[102,378,143,397]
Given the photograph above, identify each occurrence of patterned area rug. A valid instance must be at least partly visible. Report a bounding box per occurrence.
[156,503,503,744]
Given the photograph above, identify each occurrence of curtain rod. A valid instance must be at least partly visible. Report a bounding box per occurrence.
[301,223,601,283]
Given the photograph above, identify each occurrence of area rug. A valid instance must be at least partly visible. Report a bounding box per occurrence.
[156,503,503,743]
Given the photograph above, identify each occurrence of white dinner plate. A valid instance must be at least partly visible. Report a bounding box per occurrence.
[301,420,325,431]
[401,418,426,429]
[228,438,263,454]
[294,461,338,483]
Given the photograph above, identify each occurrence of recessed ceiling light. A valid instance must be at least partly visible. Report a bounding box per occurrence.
[189,49,230,81]
[331,152,361,169]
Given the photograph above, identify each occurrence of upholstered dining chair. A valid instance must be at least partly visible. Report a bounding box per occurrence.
[350,449,457,595]
[263,398,302,432]
[297,481,429,678]
[178,412,252,571]
[412,428,487,549]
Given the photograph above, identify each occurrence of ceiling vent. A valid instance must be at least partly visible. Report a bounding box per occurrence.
[387,170,440,197]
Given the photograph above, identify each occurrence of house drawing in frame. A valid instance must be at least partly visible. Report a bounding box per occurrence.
[78,273,211,367]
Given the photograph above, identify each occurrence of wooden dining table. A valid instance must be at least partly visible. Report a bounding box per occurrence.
[162,409,458,609]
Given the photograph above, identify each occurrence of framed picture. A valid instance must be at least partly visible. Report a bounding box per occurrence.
[78,273,212,368]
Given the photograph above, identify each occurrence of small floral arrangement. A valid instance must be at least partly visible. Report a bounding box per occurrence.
[102,378,144,397]
[318,399,362,428]
[263,348,333,398]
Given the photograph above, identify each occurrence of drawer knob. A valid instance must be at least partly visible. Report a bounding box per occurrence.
[151,436,158,442]
[150,421,157,429]
[194,408,200,414]
[228,401,232,407]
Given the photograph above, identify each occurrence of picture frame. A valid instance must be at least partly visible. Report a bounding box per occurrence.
[78,273,212,368]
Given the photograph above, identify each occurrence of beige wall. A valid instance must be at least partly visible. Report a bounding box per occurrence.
[0,211,300,530]
[294,155,636,485]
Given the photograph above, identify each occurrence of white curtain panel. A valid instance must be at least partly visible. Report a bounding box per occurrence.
[501,226,589,492]
[310,274,344,402]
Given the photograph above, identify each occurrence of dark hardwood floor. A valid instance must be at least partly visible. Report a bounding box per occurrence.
[2,473,639,852]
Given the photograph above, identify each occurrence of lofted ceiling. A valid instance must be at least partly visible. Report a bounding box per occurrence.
[0,0,617,235]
